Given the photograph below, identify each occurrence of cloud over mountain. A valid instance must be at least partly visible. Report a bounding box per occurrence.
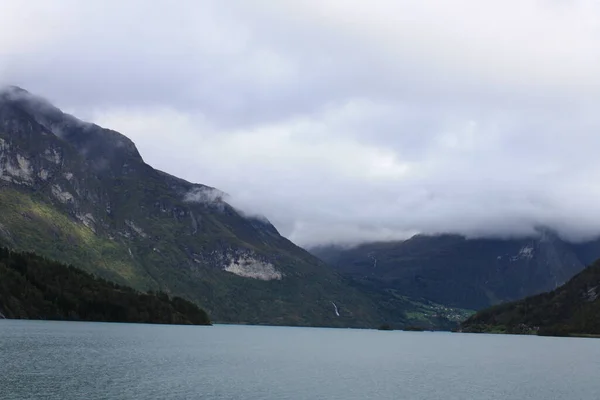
[3,0,600,245]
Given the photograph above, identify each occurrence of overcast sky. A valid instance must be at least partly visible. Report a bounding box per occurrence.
[3,0,600,246]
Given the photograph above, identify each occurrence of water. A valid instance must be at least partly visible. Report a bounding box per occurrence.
[1,320,599,400]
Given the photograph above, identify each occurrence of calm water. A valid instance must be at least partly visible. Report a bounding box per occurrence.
[1,320,599,400]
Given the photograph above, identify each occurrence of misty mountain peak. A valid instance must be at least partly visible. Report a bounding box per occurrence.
[0,85,56,113]
[0,85,29,96]
[0,86,142,171]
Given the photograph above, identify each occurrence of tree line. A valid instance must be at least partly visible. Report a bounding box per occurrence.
[0,247,211,325]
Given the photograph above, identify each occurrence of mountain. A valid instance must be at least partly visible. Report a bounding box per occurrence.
[311,232,600,311]
[0,86,465,328]
[461,259,600,336]
[0,86,382,327]
[0,247,211,325]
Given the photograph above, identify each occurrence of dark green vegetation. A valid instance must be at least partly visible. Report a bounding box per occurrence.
[0,86,468,329]
[0,247,210,324]
[461,259,600,336]
[312,233,600,312]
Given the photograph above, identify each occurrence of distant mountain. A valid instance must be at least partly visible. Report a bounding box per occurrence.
[0,247,211,325]
[461,259,600,337]
[311,232,600,311]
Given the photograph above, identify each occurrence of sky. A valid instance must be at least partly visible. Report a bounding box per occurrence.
[2,0,600,246]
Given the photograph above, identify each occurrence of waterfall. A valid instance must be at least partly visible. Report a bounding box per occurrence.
[331,302,340,317]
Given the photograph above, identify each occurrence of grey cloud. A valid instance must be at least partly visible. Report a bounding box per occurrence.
[3,0,600,246]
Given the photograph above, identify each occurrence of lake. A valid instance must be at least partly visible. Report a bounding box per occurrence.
[1,320,599,399]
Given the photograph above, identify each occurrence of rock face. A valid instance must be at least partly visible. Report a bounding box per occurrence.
[311,232,600,310]
[0,86,385,327]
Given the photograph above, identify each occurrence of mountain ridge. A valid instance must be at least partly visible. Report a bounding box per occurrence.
[0,86,465,328]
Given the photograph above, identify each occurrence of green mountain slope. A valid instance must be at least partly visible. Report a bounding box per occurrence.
[0,86,390,327]
[0,247,210,324]
[311,232,597,311]
[461,259,600,336]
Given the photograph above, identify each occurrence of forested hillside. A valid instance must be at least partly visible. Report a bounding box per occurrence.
[461,259,600,336]
[0,248,211,325]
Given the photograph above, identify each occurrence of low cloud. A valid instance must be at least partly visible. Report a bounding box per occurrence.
[4,1,600,246]
[184,187,226,205]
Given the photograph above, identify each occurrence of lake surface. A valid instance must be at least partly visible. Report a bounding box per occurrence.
[1,320,599,400]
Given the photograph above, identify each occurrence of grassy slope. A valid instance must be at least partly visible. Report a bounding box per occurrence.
[0,188,150,286]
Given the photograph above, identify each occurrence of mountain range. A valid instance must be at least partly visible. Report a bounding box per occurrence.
[311,232,600,311]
